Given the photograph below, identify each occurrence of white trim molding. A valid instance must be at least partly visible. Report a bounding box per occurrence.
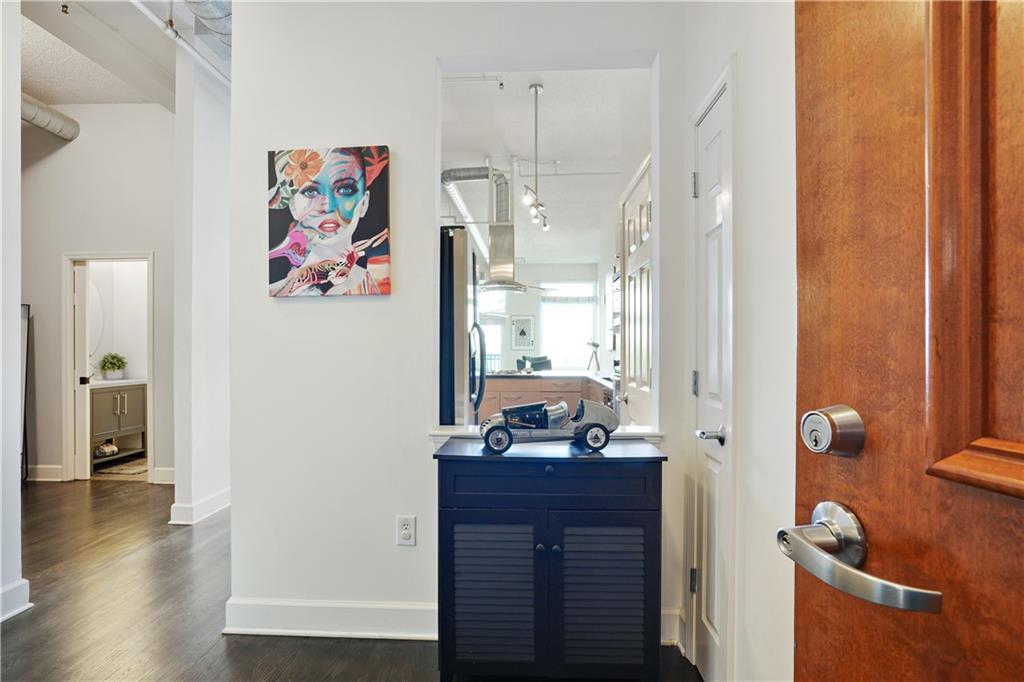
[1,579,32,622]
[661,607,682,647]
[169,486,230,525]
[26,464,64,482]
[151,467,175,485]
[224,598,438,640]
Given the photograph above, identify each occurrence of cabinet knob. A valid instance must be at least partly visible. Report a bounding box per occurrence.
[551,545,562,554]
[544,465,555,474]
[535,544,546,553]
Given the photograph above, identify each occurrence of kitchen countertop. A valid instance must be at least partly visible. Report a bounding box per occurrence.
[486,371,616,390]
[433,437,667,462]
[89,379,148,389]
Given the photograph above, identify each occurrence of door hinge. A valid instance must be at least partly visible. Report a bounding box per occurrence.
[691,370,699,397]
[689,567,699,593]
[691,171,699,198]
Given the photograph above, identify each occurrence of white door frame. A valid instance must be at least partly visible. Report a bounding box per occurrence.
[688,58,736,680]
[60,252,156,482]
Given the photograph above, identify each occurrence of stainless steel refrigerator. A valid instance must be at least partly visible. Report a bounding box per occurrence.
[439,226,485,425]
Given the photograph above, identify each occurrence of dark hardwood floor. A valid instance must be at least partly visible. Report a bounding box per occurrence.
[2,481,701,681]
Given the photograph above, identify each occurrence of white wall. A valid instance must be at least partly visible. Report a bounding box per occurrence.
[1,0,31,622]
[21,103,174,475]
[677,4,797,680]
[170,47,231,524]
[228,6,796,680]
[227,0,689,642]
[87,260,148,380]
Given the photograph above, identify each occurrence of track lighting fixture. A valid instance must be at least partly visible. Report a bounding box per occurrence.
[522,83,553,231]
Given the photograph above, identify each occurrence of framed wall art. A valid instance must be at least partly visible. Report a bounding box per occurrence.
[268,146,390,296]
[511,315,535,351]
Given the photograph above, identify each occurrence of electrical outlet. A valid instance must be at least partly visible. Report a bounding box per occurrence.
[396,515,416,546]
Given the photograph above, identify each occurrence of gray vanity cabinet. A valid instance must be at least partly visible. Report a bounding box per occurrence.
[92,385,146,437]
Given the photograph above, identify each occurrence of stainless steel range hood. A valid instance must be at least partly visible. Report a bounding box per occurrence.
[479,224,528,293]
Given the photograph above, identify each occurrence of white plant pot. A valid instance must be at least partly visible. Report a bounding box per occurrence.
[103,369,124,381]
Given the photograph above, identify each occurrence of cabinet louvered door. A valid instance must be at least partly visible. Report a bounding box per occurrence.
[438,509,548,678]
[549,510,660,679]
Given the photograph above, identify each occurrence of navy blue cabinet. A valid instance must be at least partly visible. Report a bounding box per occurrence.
[435,439,667,681]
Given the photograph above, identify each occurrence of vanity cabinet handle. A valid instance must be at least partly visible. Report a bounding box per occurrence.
[551,545,562,554]
[535,544,546,553]
[544,465,555,474]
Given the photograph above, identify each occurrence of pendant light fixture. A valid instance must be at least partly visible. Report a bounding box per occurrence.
[523,83,550,230]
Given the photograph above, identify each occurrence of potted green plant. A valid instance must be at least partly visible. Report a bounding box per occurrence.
[99,352,127,380]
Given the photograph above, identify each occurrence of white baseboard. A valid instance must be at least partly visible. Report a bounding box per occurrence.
[169,486,230,525]
[150,467,175,484]
[27,464,64,482]
[661,607,681,647]
[676,612,687,658]
[224,598,438,640]
[224,598,676,645]
[1,579,33,622]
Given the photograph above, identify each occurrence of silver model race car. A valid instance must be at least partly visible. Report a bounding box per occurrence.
[480,399,620,454]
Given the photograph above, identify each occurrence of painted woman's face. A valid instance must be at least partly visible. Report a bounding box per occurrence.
[289,149,368,242]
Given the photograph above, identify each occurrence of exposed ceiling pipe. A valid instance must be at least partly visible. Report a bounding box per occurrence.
[184,0,232,46]
[440,166,511,262]
[21,93,79,141]
[441,167,510,222]
[128,0,230,88]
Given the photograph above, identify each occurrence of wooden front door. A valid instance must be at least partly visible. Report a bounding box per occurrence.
[795,1,1022,679]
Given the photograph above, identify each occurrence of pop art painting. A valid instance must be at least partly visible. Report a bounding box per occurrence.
[268,146,390,296]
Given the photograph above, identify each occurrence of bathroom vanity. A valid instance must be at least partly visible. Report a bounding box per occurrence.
[434,438,667,681]
[90,380,147,472]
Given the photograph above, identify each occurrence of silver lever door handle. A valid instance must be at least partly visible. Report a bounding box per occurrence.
[695,426,725,445]
[777,501,942,613]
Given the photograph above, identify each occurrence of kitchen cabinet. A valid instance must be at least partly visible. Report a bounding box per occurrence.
[480,376,611,421]
[435,439,666,681]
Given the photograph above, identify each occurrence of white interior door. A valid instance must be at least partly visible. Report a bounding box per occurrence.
[692,73,733,682]
[619,157,653,425]
[73,263,91,479]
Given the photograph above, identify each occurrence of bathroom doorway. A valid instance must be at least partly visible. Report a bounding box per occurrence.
[61,254,154,482]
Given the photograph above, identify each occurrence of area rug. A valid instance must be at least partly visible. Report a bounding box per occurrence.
[94,456,147,476]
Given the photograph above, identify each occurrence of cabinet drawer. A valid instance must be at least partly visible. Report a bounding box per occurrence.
[541,378,581,393]
[542,392,581,410]
[500,391,542,408]
[439,460,661,510]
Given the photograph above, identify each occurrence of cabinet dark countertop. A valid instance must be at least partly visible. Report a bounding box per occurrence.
[433,437,667,462]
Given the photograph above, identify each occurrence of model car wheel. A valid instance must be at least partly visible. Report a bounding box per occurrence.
[484,425,513,454]
[583,424,610,451]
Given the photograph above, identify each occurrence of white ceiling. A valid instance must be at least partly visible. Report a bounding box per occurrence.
[442,69,650,264]
[21,15,149,105]
[20,1,228,112]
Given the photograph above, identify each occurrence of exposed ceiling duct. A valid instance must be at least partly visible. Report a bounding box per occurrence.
[440,165,511,263]
[129,0,230,88]
[184,0,232,46]
[21,93,79,141]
